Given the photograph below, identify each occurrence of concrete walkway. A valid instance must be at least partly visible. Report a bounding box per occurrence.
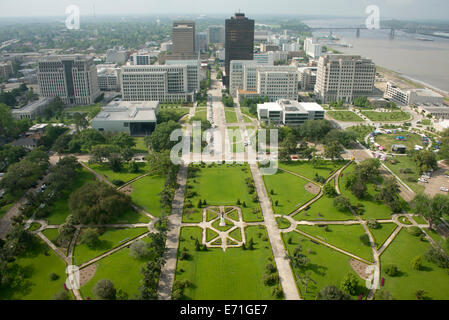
[250,163,301,300]
[157,165,188,300]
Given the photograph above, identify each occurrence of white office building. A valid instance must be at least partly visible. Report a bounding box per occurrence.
[257,99,325,125]
[37,55,101,105]
[385,82,444,106]
[304,38,323,59]
[230,60,298,101]
[298,67,317,91]
[254,51,287,65]
[106,47,128,65]
[314,54,376,103]
[121,60,200,103]
[97,65,121,91]
[91,101,160,136]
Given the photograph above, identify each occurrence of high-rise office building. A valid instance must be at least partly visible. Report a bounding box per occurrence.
[172,20,196,59]
[314,54,376,103]
[208,26,225,43]
[195,32,209,53]
[225,13,254,86]
[37,55,100,105]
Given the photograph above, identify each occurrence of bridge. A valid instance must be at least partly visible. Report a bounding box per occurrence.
[310,27,403,40]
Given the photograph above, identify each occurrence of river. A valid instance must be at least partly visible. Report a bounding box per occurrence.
[304,17,449,94]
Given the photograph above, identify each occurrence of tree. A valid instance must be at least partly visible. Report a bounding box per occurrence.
[110,132,136,150]
[323,184,338,198]
[297,272,316,294]
[147,150,173,176]
[90,144,119,164]
[412,193,448,228]
[324,140,343,160]
[376,177,402,213]
[411,256,422,270]
[69,181,132,224]
[108,153,123,172]
[129,240,154,260]
[128,160,139,173]
[415,289,427,300]
[340,273,359,295]
[375,290,393,300]
[147,121,182,152]
[384,264,399,277]
[53,290,70,300]
[317,285,350,300]
[93,279,116,300]
[412,150,438,174]
[333,196,351,212]
[81,228,100,248]
[73,113,88,132]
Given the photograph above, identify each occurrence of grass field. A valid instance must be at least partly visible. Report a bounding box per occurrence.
[80,238,153,300]
[86,162,149,184]
[0,203,13,220]
[279,160,346,182]
[294,193,356,222]
[380,229,449,300]
[45,169,95,225]
[73,228,148,265]
[339,164,392,220]
[369,223,398,249]
[174,226,281,300]
[225,110,238,124]
[263,171,315,215]
[0,240,67,300]
[129,175,166,217]
[192,109,208,122]
[327,111,364,122]
[383,156,425,194]
[361,111,411,122]
[296,224,374,262]
[282,231,365,300]
[183,164,263,223]
[375,132,424,152]
[227,126,245,153]
[346,125,376,142]
[133,137,149,154]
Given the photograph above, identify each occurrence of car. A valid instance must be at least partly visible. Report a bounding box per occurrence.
[421,175,431,179]
[418,178,428,183]
[441,187,449,192]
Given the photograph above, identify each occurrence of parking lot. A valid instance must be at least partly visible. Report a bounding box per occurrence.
[422,165,449,197]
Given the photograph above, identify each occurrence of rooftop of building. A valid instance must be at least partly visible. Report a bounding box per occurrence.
[421,106,449,112]
[258,100,324,113]
[38,54,94,62]
[93,101,159,122]
[11,98,52,114]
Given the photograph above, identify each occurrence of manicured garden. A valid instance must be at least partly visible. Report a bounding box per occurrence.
[129,175,166,217]
[282,231,365,300]
[279,160,346,182]
[73,228,149,265]
[380,229,449,300]
[361,111,411,122]
[263,170,315,215]
[173,226,282,300]
[294,193,356,222]
[225,109,238,124]
[183,164,263,223]
[327,111,364,122]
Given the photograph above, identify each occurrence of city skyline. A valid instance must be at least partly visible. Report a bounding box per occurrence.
[0,0,449,20]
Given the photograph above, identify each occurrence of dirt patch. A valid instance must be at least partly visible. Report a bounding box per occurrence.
[79,263,97,287]
[304,182,320,195]
[121,185,134,195]
[349,259,371,280]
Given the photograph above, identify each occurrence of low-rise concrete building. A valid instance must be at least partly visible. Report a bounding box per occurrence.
[257,99,325,126]
[91,101,160,136]
[418,105,449,119]
[385,82,444,106]
[11,98,52,120]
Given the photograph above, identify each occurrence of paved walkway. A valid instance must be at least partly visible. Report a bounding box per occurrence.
[250,163,301,300]
[157,165,188,300]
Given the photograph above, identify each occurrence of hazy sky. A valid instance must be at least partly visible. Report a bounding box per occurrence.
[0,0,448,20]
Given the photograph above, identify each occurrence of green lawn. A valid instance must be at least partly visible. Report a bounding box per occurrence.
[225,110,238,124]
[297,224,374,262]
[327,111,364,122]
[282,231,365,300]
[133,137,149,154]
[369,223,398,249]
[346,125,376,142]
[383,156,425,194]
[339,164,393,220]
[240,107,256,120]
[263,171,315,215]
[46,169,95,225]
[0,240,67,300]
[380,229,449,300]
[174,226,281,300]
[80,239,153,300]
[73,228,148,265]
[0,203,13,220]
[411,215,427,225]
[361,111,411,122]
[85,162,149,184]
[279,160,346,182]
[294,193,356,221]
[227,127,244,153]
[375,132,424,153]
[183,164,263,223]
[129,175,166,217]
[191,109,208,122]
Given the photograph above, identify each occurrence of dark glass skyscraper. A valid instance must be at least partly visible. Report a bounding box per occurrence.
[224,13,254,86]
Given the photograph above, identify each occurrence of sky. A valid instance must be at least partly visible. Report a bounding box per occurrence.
[0,0,448,20]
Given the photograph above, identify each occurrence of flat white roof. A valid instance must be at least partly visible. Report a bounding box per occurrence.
[300,102,324,112]
[93,101,159,123]
[257,102,282,112]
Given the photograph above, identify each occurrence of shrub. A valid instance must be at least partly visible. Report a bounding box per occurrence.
[408,226,423,237]
[49,273,60,281]
[129,240,153,260]
[263,273,279,286]
[411,256,422,270]
[52,290,69,300]
[384,264,399,277]
[112,180,125,187]
[360,234,370,246]
[272,287,284,298]
[367,219,380,229]
[265,263,277,274]
[333,196,351,212]
[93,279,116,300]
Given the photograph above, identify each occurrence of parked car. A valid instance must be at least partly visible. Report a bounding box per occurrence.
[440,187,449,192]
[418,178,429,183]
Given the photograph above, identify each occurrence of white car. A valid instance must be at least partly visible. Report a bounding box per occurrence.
[421,175,431,180]
[441,187,449,192]
[418,178,429,183]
